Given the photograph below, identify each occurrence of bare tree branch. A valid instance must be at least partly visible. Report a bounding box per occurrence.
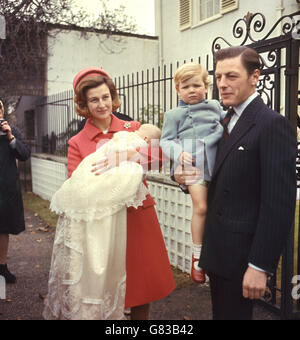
[0,0,137,97]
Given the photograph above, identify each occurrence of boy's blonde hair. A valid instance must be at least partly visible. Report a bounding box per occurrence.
[174,62,210,90]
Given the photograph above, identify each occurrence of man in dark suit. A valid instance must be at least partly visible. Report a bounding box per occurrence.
[174,46,297,320]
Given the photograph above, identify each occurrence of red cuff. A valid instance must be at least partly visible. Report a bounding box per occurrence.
[138,146,168,171]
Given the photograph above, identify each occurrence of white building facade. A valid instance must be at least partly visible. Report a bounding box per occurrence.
[155,0,299,66]
[46,26,159,95]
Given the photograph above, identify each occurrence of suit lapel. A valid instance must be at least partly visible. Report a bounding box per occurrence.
[212,96,263,179]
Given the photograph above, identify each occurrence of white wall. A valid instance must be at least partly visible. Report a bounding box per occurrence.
[47,29,159,95]
[31,156,67,201]
[155,0,299,66]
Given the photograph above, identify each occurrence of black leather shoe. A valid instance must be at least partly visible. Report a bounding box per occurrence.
[0,264,16,284]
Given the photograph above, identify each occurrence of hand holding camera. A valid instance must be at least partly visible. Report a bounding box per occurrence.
[0,118,8,136]
[0,101,14,141]
[0,100,8,137]
[0,119,14,141]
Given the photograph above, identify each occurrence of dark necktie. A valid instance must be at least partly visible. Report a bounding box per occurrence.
[222,107,235,140]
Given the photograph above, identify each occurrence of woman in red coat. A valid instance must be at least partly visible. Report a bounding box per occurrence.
[67,68,175,319]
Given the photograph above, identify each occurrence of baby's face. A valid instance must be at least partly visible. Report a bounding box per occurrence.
[145,135,161,146]
[138,130,157,145]
[140,133,152,145]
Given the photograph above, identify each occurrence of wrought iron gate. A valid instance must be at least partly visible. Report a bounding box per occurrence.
[211,10,300,320]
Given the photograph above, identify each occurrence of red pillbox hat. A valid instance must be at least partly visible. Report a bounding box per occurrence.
[73,67,110,91]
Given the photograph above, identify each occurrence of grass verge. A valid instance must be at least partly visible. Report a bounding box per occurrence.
[22,191,58,228]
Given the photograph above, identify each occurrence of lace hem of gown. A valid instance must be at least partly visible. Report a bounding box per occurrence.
[43,211,128,320]
[43,270,127,320]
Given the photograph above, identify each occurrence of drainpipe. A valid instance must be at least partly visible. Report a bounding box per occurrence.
[155,0,164,68]
[276,0,284,36]
[276,0,284,115]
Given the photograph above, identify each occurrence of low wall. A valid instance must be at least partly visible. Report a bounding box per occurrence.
[31,154,194,274]
[31,154,67,201]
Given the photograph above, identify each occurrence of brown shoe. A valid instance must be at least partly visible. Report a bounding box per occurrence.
[191,256,205,283]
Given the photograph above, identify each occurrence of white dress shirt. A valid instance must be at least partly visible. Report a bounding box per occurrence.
[228,92,259,133]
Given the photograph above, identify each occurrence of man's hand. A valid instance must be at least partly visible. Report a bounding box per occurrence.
[242,267,267,300]
[173,164,203,186]
[179,151,194,167]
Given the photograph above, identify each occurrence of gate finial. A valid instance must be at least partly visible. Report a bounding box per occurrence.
[244,12,253,27]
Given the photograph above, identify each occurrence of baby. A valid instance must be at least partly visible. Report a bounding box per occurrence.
[160,63,225,283]
[51,123,161,220]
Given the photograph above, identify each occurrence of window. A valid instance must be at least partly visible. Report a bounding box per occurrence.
[25,110,35,140]
[179,0,238,29]
[200,0,220,22]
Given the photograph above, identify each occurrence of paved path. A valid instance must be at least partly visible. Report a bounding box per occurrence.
[0,210,280,320]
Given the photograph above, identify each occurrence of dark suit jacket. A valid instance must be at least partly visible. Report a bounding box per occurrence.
[199,96,297,281]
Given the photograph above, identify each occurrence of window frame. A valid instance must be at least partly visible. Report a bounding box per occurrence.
[179,0,239,30]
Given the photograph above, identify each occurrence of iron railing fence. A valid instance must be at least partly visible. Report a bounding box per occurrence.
[34,89,81,157]
[114,55,212,128]
[34,55,212,158]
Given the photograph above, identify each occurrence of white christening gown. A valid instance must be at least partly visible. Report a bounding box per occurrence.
[43,131,149,320]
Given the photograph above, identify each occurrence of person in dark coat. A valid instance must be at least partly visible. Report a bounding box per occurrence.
[174,46,297,320]
[0,100,31,283]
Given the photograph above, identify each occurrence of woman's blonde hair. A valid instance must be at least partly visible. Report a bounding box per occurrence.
[74,76,121,118]
[174,62,210,90]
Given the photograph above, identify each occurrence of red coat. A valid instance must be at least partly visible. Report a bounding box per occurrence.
[68,115,175,308]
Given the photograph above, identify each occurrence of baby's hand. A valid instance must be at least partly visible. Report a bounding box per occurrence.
[179,152,194,167]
